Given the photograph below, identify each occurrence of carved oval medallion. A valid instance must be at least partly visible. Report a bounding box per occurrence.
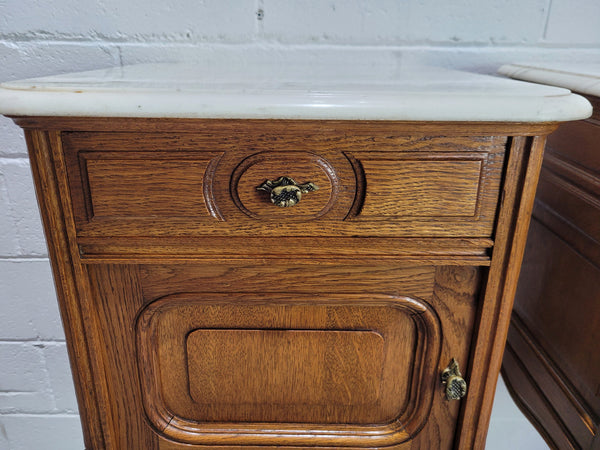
[231,151,339,219]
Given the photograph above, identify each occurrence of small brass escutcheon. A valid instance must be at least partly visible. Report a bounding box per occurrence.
[441,358,467,400]
[257,176,319,207]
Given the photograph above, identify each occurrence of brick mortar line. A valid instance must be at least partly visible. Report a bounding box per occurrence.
[0,155,29,160]
[0,39,599,49]
[0,412,80,417]
[0,256,50,261]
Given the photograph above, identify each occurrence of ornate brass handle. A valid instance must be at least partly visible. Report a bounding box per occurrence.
[257,176,319,207]
[441,358,467,400]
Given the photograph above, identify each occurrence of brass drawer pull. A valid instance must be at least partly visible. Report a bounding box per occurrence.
[441,358,467,400]
[257,176,319,207]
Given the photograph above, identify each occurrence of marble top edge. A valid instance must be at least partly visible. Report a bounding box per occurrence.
[0,63,593,122]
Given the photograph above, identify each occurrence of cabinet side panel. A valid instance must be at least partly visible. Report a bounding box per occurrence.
[456,134,549,449]
[501,345,576,450]
[24,129,106,450]
[504,114,600,449]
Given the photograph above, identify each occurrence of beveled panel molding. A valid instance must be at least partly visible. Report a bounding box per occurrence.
[65,149,224,228]
[136,293,442,447]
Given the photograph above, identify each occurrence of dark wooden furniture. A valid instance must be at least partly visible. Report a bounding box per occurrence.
[501,91,600,449]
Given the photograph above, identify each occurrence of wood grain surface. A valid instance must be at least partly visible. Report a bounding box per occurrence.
[59,126,507,238]
[454,135,548,449]
[135,292,441,446]
[85,156,217,218]
[16,117,555,449]
[186,329,385,407]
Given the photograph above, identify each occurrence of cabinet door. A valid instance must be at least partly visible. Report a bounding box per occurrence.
[86,263,480,449]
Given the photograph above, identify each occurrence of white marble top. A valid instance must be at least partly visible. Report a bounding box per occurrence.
[499,63,600,98]
[0,63,592,122]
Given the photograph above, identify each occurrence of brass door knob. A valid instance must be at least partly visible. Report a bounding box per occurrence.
[441,358,467,400]
[257,176,319,207]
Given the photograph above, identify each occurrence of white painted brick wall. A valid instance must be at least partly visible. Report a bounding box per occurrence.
[262,0,551,44]
[0,261,64,340]
[0,415,83,450]
[0,1,597,448]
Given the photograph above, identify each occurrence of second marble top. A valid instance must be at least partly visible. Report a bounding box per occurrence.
[499,63,600,98]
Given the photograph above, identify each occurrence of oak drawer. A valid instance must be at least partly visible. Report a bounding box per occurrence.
[63,127,506,240]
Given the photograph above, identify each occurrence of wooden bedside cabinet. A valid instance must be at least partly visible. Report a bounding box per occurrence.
[499,63,600,450]
[0,63,590,449]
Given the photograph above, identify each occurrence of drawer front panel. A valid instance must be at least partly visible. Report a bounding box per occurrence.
[67,149,223,225]
[63,130,506,240]
[359,158,482,217]
[349,151,493,220]
[86,156,215,218]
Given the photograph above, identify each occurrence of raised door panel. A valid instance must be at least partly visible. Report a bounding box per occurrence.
[186,329,385,409]
[514,220,600,415]
[136,293,440,447]
[85,263,480,449]
[505,218,600,449]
